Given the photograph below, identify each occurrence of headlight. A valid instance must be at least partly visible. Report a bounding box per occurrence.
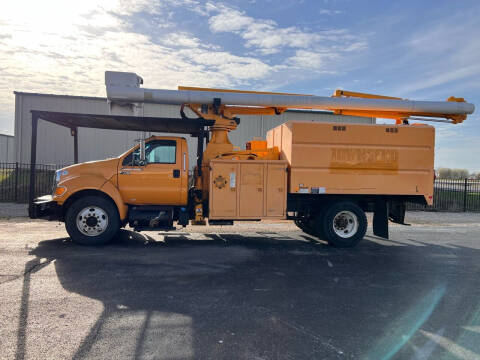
[53,170,69,195]
[55,169,68,183]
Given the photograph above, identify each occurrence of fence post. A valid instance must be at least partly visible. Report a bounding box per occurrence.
[14,162,18,202]
[463,178,468,212]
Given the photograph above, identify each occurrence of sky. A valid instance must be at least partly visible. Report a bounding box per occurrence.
[0,0,479,171]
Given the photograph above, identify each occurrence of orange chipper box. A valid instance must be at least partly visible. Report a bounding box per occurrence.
[267,121,435,205]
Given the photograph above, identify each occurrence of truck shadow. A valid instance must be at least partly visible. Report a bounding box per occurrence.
[18,229,480,359]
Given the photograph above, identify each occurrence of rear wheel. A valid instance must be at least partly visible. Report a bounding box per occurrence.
[65,195,120,245]
[318,201,367,248]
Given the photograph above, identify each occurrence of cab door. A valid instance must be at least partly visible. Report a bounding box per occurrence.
[118,139,185,205]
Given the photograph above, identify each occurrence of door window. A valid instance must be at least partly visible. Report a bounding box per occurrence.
[146,140,176,164]
[123,140,177,166]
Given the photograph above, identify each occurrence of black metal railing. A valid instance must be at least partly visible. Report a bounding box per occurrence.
[0,162,64,203]
[407,179,480,212]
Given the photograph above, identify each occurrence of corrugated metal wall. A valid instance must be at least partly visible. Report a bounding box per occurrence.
[15,93,144,165]
[0,134,15,162]
[14,92,374,167]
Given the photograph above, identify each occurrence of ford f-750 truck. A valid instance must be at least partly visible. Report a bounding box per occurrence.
[31,71,475,247]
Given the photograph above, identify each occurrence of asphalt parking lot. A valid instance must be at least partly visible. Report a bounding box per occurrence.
[1,211,480,360]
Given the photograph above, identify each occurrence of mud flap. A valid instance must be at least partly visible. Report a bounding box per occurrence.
[373,199,389,239]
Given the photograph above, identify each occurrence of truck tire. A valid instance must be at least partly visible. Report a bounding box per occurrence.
[318,201,367,248]
[65,195,120,246]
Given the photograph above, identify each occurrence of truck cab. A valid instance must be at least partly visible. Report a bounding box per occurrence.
[117,136,188,206]
[40,136,190,245]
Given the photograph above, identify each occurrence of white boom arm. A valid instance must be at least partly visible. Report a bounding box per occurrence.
[105,71,475,118]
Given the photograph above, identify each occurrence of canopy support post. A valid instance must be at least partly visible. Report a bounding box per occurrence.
[71,127,78,164]
[28,114,38,218]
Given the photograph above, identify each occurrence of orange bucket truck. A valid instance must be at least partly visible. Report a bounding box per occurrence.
[31,72,474,247]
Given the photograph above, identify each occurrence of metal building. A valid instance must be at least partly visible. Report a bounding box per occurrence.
[0,134,15,162]
[14,92,374,167]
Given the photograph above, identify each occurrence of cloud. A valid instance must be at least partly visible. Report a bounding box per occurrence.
[160,32,203,48]
[396,9,480,95]
[206,3,366,56]
[0,0,369,135]
[399,64,480,95]
[208,5,256,33]
[288,50,340,71]
[318,9,342,15]
[0,0,281,134]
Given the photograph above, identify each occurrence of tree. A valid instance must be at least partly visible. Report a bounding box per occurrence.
[437,168,469,179]
[452,169,470,179]
[437,168,452,179]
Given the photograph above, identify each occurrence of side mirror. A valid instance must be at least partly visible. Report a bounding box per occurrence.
[139,138,146,163]
[133,158,146,167]
[132,138,147,166]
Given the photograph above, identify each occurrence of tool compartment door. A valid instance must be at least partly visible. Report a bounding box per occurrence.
[209,162,237,218]
[266,163,287,217]
[238,163,264,217]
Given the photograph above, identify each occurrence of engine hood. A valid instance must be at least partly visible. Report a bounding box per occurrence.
[60,158,120,182]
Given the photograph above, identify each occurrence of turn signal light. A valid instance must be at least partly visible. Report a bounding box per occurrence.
[54,186,66,196]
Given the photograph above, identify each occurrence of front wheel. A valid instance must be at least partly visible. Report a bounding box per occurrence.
[318,202,367,248]
[65,195,120,245]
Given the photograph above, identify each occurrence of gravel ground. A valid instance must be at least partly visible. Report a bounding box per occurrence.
[0,203,28,218]
[1,212,480,359]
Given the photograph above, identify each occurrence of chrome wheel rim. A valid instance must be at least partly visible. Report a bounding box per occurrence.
[76,206,109,236]
[332,211,358,238]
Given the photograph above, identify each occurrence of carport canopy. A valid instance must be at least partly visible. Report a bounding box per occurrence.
[28,110,214,216]
[30,110,214,134]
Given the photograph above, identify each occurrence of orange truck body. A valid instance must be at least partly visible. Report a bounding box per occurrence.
[267,121,435,206]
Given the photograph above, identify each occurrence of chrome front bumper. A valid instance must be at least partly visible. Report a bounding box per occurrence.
[29,195,62,220]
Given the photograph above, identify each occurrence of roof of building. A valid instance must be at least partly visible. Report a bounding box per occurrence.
[14,91,106,102]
